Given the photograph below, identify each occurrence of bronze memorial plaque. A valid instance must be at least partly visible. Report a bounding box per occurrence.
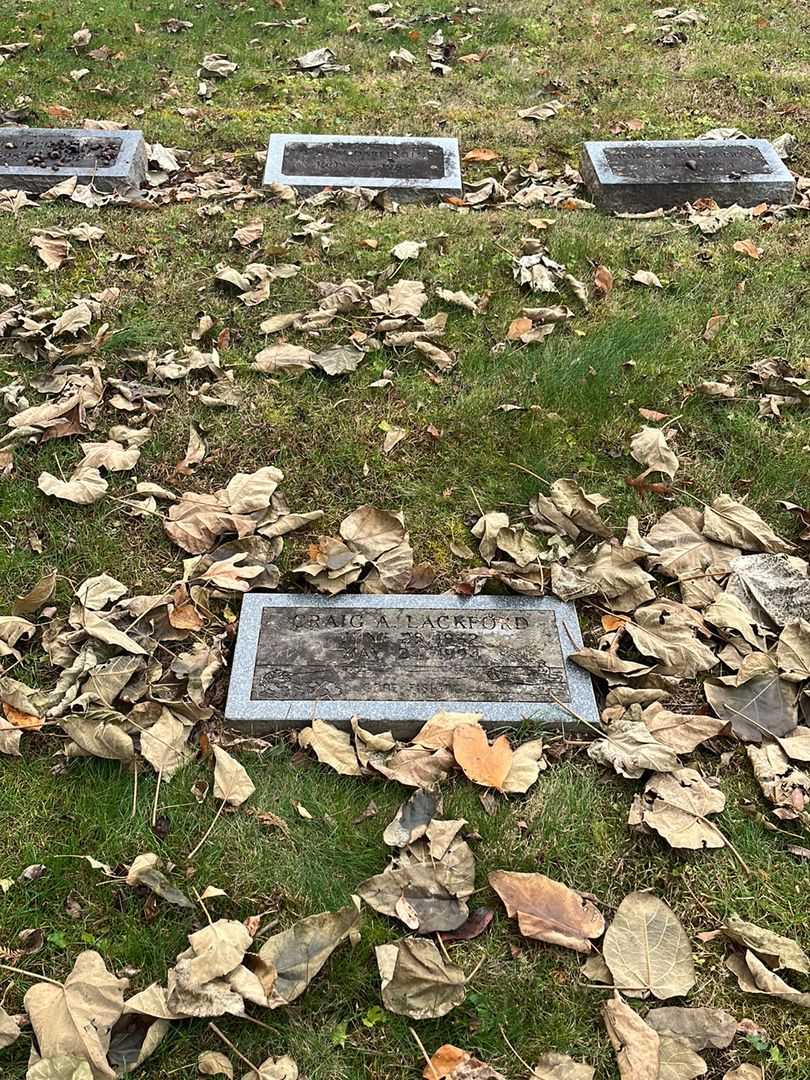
[225,594,598,733]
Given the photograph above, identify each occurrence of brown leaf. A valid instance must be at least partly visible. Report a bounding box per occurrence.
[587,718,679,778]
[703,495,792,555]
[438,907,495,944]
[602,893,696,999]
[489,870,604,952]
[212,746,255,806]
[721,915,810,974]
[463,148,500,162]
[602,993,660,1080]
[25,951,128,1080]
[530,1052,594,1080]
[642,704,726,752]
[299,719,362,776]
[733,239,763,260]
[12,569,57,616]
[452,724,513,790]
[376,938,465,1019]
[38,467,108,505]
[630,427,679,479]
[646,1006,737,1051]
[632,768,726,849]
[175,423,208,475]
[255,900,361,1007]
[593,265,614,295]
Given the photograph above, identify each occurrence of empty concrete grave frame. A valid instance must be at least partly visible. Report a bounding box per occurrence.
[581,138,795,212]
[225,592,599,735]
[0,127,147,194]
[263,133,463,201]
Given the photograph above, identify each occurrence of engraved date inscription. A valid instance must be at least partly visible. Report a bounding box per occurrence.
[249,606,570,703]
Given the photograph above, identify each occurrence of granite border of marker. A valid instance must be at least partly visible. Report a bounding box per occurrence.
[581,138,795,213]
[0,128,147,194]
[224,593,599,735]
[262,133,463,201]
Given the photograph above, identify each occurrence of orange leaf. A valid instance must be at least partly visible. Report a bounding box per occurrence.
[625,473,673,496]
[169,602,205,630]
[463,147,500,163]
[423,1046,470,1080]
[601,614,627,632]
[593,265,613,294]
[488,870,605,951]
[452,724,513,790]
[733,238,762,260]
[639,406,673,419]
[3,704,42,730]
[507,316,533,340]
[445,196,466,206]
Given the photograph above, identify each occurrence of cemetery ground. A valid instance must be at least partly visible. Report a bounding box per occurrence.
[0,1,809,1078]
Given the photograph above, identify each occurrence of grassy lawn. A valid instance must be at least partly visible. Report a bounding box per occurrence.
[1,0,810,1077]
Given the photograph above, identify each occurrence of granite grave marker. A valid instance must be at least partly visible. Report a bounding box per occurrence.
[263,133,462,201]
[0,127,147,193]
[581,139,794,212]
[225,594,598,734]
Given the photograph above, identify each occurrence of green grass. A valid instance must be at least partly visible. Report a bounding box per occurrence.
[2,747,810,1078]
[1,0,810,1076]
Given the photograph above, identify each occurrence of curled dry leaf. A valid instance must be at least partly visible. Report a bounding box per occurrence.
[382,788,438,847]
[726,948,810,1007]
[631,427,679,479]
[212,746,255,806]
[126,852,193,908]
[38,467,108,505]
[721,915,810,974]
[630,769,726,850]
[602,892,696,999]
[488,870,605,952]
[602,992,660,1080]
[242,1055,298,1080]
[299,719,362,776]
[254,899,361,1007]
[587,717,679,779]
[747,740,810,819]
[376,937,465,1019]
[198,1050,234,1077]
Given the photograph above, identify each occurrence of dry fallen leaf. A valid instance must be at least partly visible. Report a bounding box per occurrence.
[630,768,726,850]
[255,899,361,1007]
[602,892,696,999]
[602,992,660,1080]
[646,1006,737,1051]
[376,937,465,1019]
[25,951,128,1080]
[198,1050,234,1077]
[489,870,604,952]
[531,1052,595,1080]
[733,239,763,260]
[452,723,513,790]
[299,719,362,776]
[212,746,255,807]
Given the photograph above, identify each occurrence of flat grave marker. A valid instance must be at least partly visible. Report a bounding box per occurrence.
[263,133,462,201]
[0,127,147,193]
[225,593,598,734]
[581,138,794,212]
